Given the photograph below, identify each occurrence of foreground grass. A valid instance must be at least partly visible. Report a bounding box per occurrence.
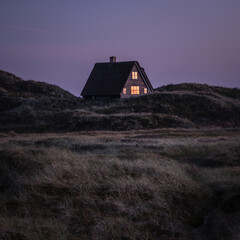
[0,128,240,240]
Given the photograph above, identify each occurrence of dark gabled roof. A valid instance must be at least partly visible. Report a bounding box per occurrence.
[81,61,153,97]
[81,61,134,96]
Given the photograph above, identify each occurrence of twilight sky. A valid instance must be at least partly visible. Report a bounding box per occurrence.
[0,0,240,96]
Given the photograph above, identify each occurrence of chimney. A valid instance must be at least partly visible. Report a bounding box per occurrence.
[110,56,116,63]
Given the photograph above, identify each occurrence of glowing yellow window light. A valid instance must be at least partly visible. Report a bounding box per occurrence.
[131,86,139,94]
[123,88,126,94]
[132,72,138,79]
[144,88,147,94]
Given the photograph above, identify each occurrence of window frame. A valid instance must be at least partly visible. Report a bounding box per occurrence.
[132,71,138,79]
[131,86,139,94]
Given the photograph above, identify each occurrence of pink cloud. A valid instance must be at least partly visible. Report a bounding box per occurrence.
[0,24,58,36]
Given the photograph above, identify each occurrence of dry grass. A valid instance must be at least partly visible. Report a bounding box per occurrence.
[1,83,240,133]
[0,128,240,239]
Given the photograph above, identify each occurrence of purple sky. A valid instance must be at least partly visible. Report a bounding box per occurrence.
[0,0,240,96]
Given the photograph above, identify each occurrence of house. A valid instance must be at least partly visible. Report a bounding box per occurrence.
[81,57,153,99]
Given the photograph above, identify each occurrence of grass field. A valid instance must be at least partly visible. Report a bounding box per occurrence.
[0,128,240,240]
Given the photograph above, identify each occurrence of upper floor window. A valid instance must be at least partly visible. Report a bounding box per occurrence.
[123,88,126,94]
[132,72,138,79]
[144,88,147,94]
[131,86,139,94]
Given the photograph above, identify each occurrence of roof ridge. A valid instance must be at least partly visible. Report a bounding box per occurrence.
[95,61,137,64]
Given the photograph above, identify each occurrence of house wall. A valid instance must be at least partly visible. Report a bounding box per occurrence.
[120,65,148,98]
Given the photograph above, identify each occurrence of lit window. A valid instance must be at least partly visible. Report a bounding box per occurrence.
[144,88,147,94]
[132,72,138,79]
[123,88,126,94]
[131,86,139,94]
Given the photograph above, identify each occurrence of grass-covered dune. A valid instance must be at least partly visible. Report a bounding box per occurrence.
[1,70,240,132]
[0,129,240,239]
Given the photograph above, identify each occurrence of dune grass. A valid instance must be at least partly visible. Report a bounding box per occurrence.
[0,128,240,239]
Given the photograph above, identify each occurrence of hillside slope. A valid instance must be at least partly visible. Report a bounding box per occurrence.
[156,83,240,99]
[0,70,240,132]
[0,70,74,99]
